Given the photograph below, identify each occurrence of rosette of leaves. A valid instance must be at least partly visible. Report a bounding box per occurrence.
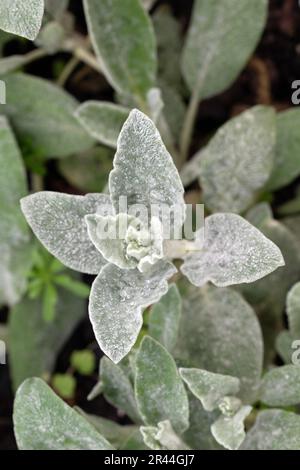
[21,109,284,364]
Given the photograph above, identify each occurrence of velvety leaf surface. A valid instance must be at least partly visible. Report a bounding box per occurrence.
[0,0,44,40]
[211,405,252,450]
[287,282,300,339]
[260,365,300,407]
[141,420,189,450]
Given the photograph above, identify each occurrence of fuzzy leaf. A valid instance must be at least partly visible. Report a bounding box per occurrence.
[45,0,69,20]
[287,283,300,339]
[0,0,44,40]
[75,102,129,148]
[260,365,300,407]
[141,420,190,450]
[109,109,185,232]
[211,405,252,450]
[267,109,300,190]
[83,0,156,100]
[13,378,114,450]
[148,283,181,352]
[89,261,176,363]
[179,368,240,412]
[135,336,189,434]
[181,213,284,288]
[275,330,294,365]
[241,410,300,450]
[21,191,112,274]
[100,357,141,423]
[0,117,32,306]
[199,106,276,213]
[2,73,94,158]
[175,286,263,403]
[181,0,267,100]
[9,274,86,391]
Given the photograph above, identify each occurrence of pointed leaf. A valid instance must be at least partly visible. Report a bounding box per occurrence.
[100,357,141,423]
[182,0,267,100]
[199,106,276,213]
[83,0,156,99]
[179,368,240,412]
[211,405,252,450]
[242,410,300,450]
[2,73,94,158]
[175,286,263,403]
[148,283,181,352]
[89,260,176,363]
[21,191,112,274]
[13,378,114,450]
[260,365,300,407]
[75,101,129,148]
[0,116,32,306]
[135,336,189,434]
[109,109,185,232]
[0,0,44,40]
[181,213,284,288]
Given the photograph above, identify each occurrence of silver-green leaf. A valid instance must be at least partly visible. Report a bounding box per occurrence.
[140,420,190,450]
[0,0,44,40]
[75,101,129,149]
[181,0,267,100]
[181,213,284,288]
[13,378,114,450]
[21,191,112,274]
[83,0,156,100]
[179,368,240,412]
[199,106,276,213]
[89,261,176,363]
[287,282,300,339]
[211,405,252,450]
[135,336,189,434]
[260,365,300,407]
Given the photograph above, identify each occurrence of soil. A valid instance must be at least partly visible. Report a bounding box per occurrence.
[1,0,300,450]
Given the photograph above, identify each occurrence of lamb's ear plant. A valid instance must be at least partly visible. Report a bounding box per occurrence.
[20,109,284,364]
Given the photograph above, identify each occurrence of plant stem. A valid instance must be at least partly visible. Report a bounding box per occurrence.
[179,75,203,167]
[73,46,103,74]
[57,56,80,87]
[31,173,44,193]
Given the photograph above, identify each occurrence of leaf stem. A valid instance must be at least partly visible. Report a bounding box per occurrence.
[57,56,80,87]
[31,173,44,193]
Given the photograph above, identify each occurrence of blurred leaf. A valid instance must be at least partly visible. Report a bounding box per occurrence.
[52,373,76,399]
[58,146,113,193]
[75,101,129,148]
[0,116,33,307]
[54,275,90,298]
[260,365,300,407]
[241,409,300,450]
[0,0,44,40]
[175,286,263,403]
[35,21,66,54]
[1,73,94,158]
[135,336,189,434]
[198,106,276,213]
[181,0,267,100]
[45,0,69,20]
[9,273,86,391]
[275,330,293,365]
[83,0,157,101]
[70,350,96,376]
[148,283,182,353]
[287,282,300,339]
[14,378,114,450]
[42,282,58,323]
[267,109,300,190]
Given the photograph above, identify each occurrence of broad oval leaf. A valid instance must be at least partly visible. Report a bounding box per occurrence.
[181,0,267,100]
[241,409,300,450]
[109,109,185,232]
[148,283,182,352]
[199,106,276,213]
[135,336,189,434]
[89,260,176,363]
[9,275,86,391]
[260,365,300,407]
[13,378,114,450]
[83,0,157,100]
[179,368,240,412]
[0,0,44,40]
[175,286,263,403]
[100,356,141,423]
[75,101,129,149]
[287,283,300,339]
[181,213,284,288]
[0,116,32,306]
[2,73,94,158]
[211,405,252,451]
[267,109,300,190]
[21,191,112,274]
